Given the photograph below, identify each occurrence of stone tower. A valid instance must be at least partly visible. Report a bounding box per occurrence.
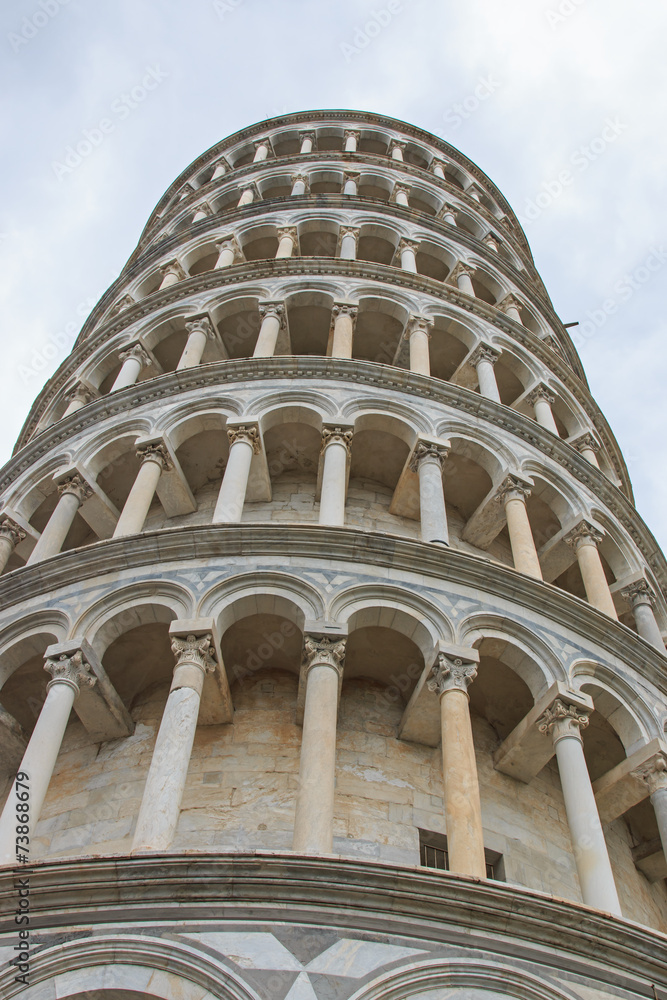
[1,112,666,1000]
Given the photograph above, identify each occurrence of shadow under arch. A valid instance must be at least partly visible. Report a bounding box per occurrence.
[458,612,564,698]
[570,658,654,755]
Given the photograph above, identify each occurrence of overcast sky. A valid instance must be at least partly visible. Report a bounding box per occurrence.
[1,0,666,550]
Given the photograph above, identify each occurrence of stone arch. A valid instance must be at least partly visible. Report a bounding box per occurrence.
[200,571,324,632]
[1,933,262,1000]
[341,395,433,436]
[458,614,564,698]
[588,506,643,581]
[284,288,336,355]
[570,659,654,754]
[352,293,409,364]
[0,610,70,691]
[5,453,75,518]
[329,584,450,658]
[76,582,194,657]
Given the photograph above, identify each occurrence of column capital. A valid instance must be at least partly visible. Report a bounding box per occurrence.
[498,293,523,315]
[109,294,135,317]
[276,226,298,245]
[621,578,656,609]
[258,300,286,326]
[291,173,310,192]
[227,423,261,453]
[159,259,187,282]
[136,441,173,471]
[483,232,501,251]
[239,181,260,199]
[65,383,96,406]
[44,648,97,695]
[302,634,347,679]
[437,202,458,220]
[343,170,360,183]
[572,432,601,455]
[337,226,360,246]
[184,313,216,340]
[171,632,217,675]
[299,129,317,144]
[393,238,419,264]
[632,753,667,795]
[391,183,412,203]
[193,201,213,218]
[565,519,604,550]
[343,129,361,141]
[56,473,94,503]
[0,515,26,546]
[526,382,555,407]
[118,342,151,367]
[178,182,195,200]
[406,315,432,340]
[449,260,476,284]
[215,235,244,261]
[409,440,449,472]
[211,155,230,174]
[253,137,274,155]
[332,302,358,323]
[430,158,445,173]
[321,425,354,455]
[427,652,478,697]
[538,697,590,744]
[494,474,532,506]
[389,139,407,154]
[469,343,501,367]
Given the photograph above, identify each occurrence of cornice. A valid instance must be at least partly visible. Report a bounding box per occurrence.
[0,853,665,987]
[6,360,647,572]
[0,522,665,692]
[17,263,612,479]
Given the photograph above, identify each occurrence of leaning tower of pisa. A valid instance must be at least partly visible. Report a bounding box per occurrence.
[1,110,667,1000]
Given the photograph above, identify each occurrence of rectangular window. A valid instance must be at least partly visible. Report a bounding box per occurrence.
[419,829,504,881]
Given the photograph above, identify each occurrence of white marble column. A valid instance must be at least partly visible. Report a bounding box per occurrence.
[539,699,621,914]
[319,426,353,526]
[276,227,298,259]
[215,237,243,269]
[299,131,315,154]
[63,383,95,417]
[431,159,446,179]
[0,648,96,865]
[449,262,476,296]
[238,184,257,207]
[330,304,357,359]
[113,444,171,538]
[396,238,419,273]
[0,516,26,573]
[291,174,309,196]
[254,302,285,358]
[27,475,93,564]
[344,129,360,153]
[438,203,457,225]
[111,344,151,392]
[158,260,186,290]
[565,521,617,619]
[132,632,216,852]
[621,580,664,650]
[633,754,667,867]
[211,158,229,180]
[177,315,215,370]
[498,293,523,324]
[392,183,411,208]
[405,316,432,375]
[527,384,560,436]
[427,652,486,878]
[573,433,601,468]
[495,476,542,580]
[470,345,501,403]
[467,183,481,202]
[338,227,359,261]
[213,425,260,523]
[411,442,449,544]
[390,140,406,161]
[484,233,500,253]
[343,172,359,196]
[293,635,346,854]
[253,138,272,162]
[192,202,213,224]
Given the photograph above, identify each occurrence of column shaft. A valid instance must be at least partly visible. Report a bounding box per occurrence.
[213,437,255,523]
[339,232,357,260]
[409,328,430,375]
[651,787,667,861]
[292,663,340,853]
[634,602,665,650]
[215,245,236,268]
[113,458,163,538]
[319,441,348,526]
[276,234,295,258]
[177,328,208,370]
[418,457,448,543]
[533,396,559,435]
[331,312,355,359]
[400,245,417,272]
[0,534,14,573]
[254,313,282,357]
[477,359,501,402]
[576,542,617,618]
[238,187,254,206]
[27,491,81,564]
[111,355,143,392]
[439,686,486,876]
[505,497,542,580]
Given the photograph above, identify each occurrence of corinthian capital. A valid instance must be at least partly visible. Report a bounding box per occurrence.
[258,301,286,325]
[302,634,347,678]
[227,424,261,453]
[136,442,173,471]
[448,261,476,284]
[470,344,501,367]
[409,440,449,472]
[171,633,217,674]
[538,698,590,743]
[184,314,216,340]
[0,515,26,547]
[565,519,604,551]
[526,383,555,407]
[498,293,523,316]
[427,653,477,696]
[159,259,187,282]
[632,754,667,795]
[621,578,656,609]
[119,343,151,367]
[44,649,97,694]
[321,425,354,455]
[494,474,532,506]
[57,474,94,503]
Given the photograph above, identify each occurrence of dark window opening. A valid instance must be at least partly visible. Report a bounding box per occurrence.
[419,828,504,881]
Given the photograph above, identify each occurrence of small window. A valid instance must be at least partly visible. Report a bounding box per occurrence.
[419,829,504,881]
